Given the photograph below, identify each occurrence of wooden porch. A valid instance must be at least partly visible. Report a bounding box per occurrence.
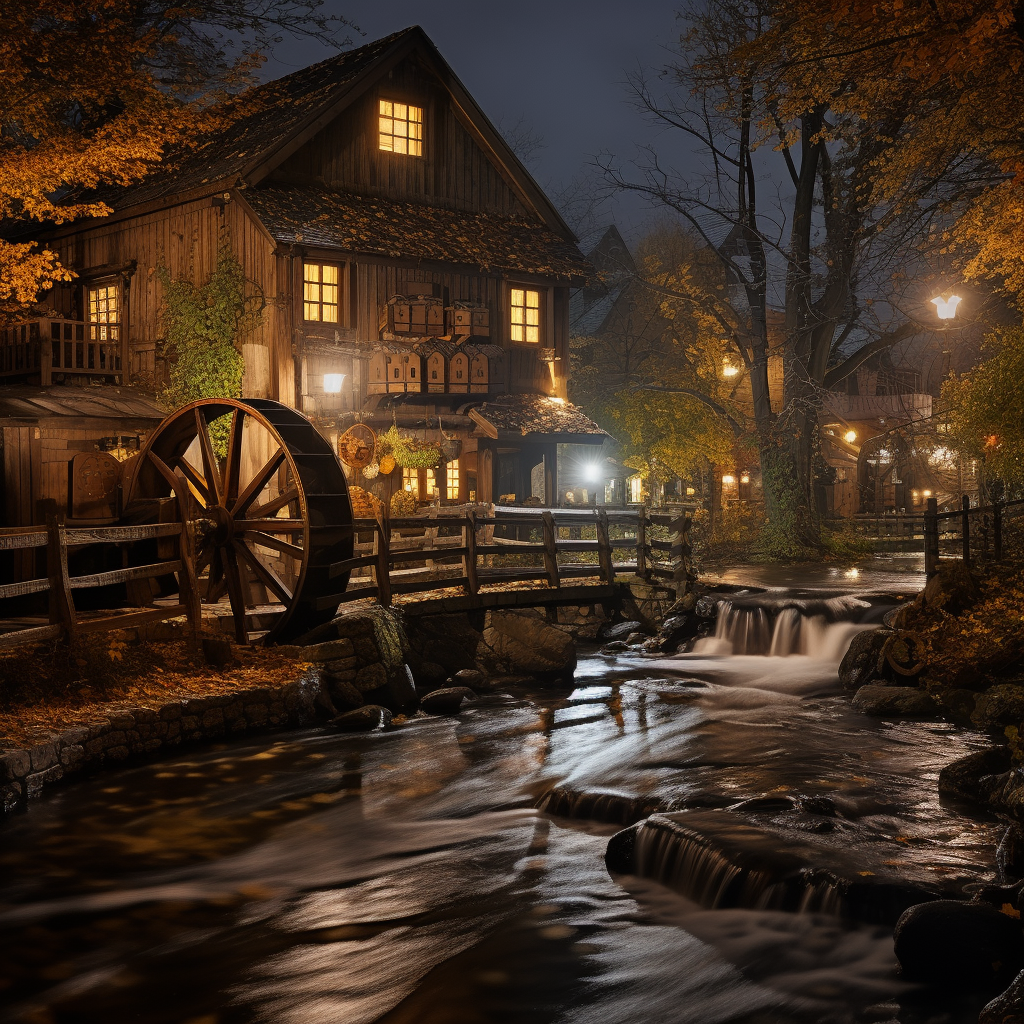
[0,318,125,385]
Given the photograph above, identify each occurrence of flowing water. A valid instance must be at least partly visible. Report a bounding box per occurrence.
[0,573,1004,1024]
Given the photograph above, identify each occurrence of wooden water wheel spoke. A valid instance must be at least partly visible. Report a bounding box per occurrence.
[235,518,305,533]
[233,539,293,604]
[222,410,244,507]
[232,448,285,517]
[221,545,249,644]
[127,398,353,644]
[245,532,304,560]
[175,457,212,505]
[249,487,299,519]
[194,408,222,506]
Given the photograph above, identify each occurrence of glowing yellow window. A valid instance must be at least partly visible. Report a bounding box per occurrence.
[88,283,119,341]
[379,99,423,156]
[402,467,419,498]
[510,288,540,343]
[446,460,459,500]
[303,263,339,322]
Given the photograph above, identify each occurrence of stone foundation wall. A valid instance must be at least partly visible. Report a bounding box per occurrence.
[1,672,328,817]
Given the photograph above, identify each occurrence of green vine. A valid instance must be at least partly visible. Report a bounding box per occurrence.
[377,425,442,470]
[159,240,261,455]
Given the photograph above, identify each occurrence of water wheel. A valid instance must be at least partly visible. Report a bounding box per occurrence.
[124,398,353,644]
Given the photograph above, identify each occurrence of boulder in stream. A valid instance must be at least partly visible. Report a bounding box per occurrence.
[420,687,475,715]
[938,746,1012,805]
[599,620,643,642]
[973,685,1024,731]
[894,899,1024,988]
[853,685,938,718]
[327,705,392,732]
[839,628,893,691]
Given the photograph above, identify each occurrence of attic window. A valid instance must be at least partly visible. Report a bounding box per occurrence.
[379,99,423,156]
[303,263,339,322]
[510,288,540,344]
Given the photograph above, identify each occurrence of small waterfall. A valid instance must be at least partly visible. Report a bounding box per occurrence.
[699,598,872,659]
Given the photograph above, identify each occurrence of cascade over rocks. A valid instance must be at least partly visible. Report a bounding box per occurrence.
[894,899,1024,988]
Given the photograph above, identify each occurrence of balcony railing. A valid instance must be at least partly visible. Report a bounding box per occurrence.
[0,318,124,385]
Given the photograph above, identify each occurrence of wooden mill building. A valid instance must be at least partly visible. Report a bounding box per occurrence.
[0,25,603,532]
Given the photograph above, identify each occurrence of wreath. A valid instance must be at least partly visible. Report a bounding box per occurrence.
[338,423,377,470]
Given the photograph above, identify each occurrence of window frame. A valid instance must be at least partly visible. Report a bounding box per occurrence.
[302,261,344,325]
[86,279,121,341]
[508,285,543,345]
[378,97,425,158]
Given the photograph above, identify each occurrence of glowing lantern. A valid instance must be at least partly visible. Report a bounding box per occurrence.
[722,474,736,484]
[931,295,961,320]
[844,429,857,443]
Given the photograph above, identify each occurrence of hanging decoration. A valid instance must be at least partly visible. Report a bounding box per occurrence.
[379,453,397,476]
[390,489,417,516]
[362,462,380,480]
[377,424,442,470]
[338,423,377,470]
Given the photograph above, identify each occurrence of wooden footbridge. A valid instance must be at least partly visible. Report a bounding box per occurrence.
[0,399,692,649]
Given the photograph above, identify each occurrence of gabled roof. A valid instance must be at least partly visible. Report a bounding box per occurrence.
[245,184,590,280]
[87,26,575,242]
[470,394,607,442]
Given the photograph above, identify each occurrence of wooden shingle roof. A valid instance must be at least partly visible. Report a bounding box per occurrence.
[246,184,591,280]
[471,394,607,441]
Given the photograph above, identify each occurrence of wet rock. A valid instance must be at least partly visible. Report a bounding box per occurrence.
[279,637,356,662]
[412,660,449,689]
[939,688,977,724]
[202,636,234,667]
[454,668,485,688]
[939,746,1012,805]
[599,620,643,642]
[980,967,1024,1024]
[894,899,1024,988]
[798,795,837,817]
[327,705,392,732]
[605,822,641,874]
[839,628,892,691]
[853,685,938,718]
[601,641,629,654]
[420,687,475,715]
[922,563,981,617]
[1000,825,1024,885]
[625,632,646,645]
[658,614,695,650]
[695,595,719,619]
[640,637,666,654]
[480,610,576,683]
[973,685,1024,731]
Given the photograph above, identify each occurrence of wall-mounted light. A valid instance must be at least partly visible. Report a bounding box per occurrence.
[922,489,932,497]
[722,356,740,378]
[722,474,736,485]
[324,373,346,393]
[686,486,696,496]
[584,464,602,483]
[844,429,857,443]
[740,474,750,484]
[931,295,961,320]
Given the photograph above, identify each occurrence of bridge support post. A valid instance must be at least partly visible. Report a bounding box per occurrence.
[924,497,939,578]
[374,520,392,607]
[669,512,693,601]
[463,510,479,596]
[961,494,971,565]
[636,507,648,580]
[541,511,560,588]
[596,509,614,585]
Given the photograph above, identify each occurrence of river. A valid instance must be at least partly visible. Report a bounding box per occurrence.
[0,561,1002,1024]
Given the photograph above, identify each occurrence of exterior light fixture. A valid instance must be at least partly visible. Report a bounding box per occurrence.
[931,295,961,320]
[844,429,857,443]
[324,373,346,393]
[722,358,740,377]
[686,486,696,496]
[722,474,736,484]
[922,489,932,497]
[740,474,750,484]
[584,464,601,483]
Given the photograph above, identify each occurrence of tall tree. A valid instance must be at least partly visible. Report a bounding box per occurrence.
[0,0,355,317]
[601,0,990,553]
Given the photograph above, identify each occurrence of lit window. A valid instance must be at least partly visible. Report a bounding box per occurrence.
[379,99,423,156]
[303,263,339,323]
[402,466,419,498]
[446,460,459,500]
[510,288,540,343]
[88,284,119,341]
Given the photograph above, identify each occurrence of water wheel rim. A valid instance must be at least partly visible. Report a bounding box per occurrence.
[126,398,352,644]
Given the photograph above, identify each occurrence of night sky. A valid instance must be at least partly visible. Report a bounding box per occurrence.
[265,1,695,240]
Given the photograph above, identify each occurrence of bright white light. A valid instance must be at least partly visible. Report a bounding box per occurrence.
[932,295,962,320]
[584,464,602,483]
[722,364,740,377]
[722,474,736,485]
[686,486,696,496]
[324,373,345,393]
[740,474,750,484]
[547,396,566,405]
[844,568,859,578]
[844,429,857,443]
[922,489,932,497]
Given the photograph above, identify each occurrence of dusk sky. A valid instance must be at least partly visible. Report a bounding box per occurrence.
[266,1,695,241]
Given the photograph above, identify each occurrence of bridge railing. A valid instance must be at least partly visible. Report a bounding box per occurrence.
[924,495,1024,576]
[328,504,694,607]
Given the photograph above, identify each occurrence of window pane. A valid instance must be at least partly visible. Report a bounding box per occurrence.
[526,290,540,308]
[304,302,319,321]
[379,116,393,134]
[303,263,320,283]
[511,324,524,342]
[395,136,407,154]
[526,307,539,326]
[379,100,424,157]
[526,326,539,343]
[322,305,338,323]
[511,288,524,306]
[380,99,392,116]
[323,265,338,285]
[410,139,422,156]
[304,282,319,301]
[322,285,338,306]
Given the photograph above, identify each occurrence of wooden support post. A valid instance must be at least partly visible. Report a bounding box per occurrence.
[995,500,1004,562]
[669,513,692,601]
[541,510,560,588]
[171,485,203,660]
[463,511,479,596]
[961,494,971,565]
[924,497,939,578]
[46,514,76,640]
[596,508,614,585]
[374,520,392,607]
[636,507,648,579]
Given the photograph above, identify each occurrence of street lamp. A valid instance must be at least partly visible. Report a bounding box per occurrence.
[931,295,961,320]
[844,429,857,444]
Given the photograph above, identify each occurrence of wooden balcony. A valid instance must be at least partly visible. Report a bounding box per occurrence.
[0,318,124,385]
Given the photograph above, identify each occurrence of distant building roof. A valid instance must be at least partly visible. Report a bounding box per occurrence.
[246,185,590,280]
[471,394,607,441]
[569,285,623,336]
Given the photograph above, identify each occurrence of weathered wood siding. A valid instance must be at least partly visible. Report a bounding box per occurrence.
[272,59,532,217]
[47,199,285,402]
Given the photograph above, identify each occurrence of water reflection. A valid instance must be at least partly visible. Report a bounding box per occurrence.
[0,586,999,1024]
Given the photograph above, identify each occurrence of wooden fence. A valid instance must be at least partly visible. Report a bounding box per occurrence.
[924,495,1024,577]
[329,505,693,608]
[0,513,200,650]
